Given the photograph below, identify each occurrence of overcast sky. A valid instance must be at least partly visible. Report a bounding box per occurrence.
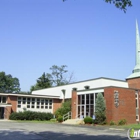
[0,0,140,92]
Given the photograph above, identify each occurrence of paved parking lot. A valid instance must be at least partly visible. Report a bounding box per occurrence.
[0,121,129,140]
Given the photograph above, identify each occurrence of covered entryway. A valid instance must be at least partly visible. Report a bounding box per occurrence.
[77,94,95,118]
[0,107,4,119]
[0,104,12,119]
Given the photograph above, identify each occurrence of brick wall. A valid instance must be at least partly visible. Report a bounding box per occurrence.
[71,90,77,119]
[6,95,17,119]
[7,95,17,112]
[53,99,63,113]
[104,87,136,124]
[127,77,140,89]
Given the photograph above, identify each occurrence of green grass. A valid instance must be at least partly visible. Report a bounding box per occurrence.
[120,124,140,129]
[105,123,140,129]
[12,119,57,123]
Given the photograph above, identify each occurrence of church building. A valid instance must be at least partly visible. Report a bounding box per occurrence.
[0,21,140,124]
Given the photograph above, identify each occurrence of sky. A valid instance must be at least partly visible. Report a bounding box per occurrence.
[0,0,140,92]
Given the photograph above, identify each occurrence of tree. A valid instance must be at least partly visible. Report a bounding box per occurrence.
[95,93,106,124]
[30,65,74,92]
[105,0,132,12]
[50,65,69,86]
[30,72,52,92]
[0,72,20,93]
[63,0,132,12]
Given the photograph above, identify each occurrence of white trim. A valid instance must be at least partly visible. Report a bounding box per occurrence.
[0,104,12,107]
[0,93,59,99]
[77,89,104,95]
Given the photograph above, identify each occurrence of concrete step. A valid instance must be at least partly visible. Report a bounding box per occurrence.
[62,119,84,125]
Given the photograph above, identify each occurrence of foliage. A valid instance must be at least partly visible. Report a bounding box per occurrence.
[30,72,52,92]
[0,72,20,93]
[63,0,132,12]
[118,119,127,125]
[110,120,116,125]
[95,93,106,124]
[30,65,74,92]
[19,91,31,94]
[84,116,93,124]
[105,0,132,12]
[50,65,72,86]
[57,116,63,122]
[54,100,71,118]
[9,111,53,121]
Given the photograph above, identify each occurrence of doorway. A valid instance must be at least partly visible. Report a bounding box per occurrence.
[0,107,4,119]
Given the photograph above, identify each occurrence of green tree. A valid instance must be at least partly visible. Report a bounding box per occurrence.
[50,65,69,86]
[105,0,132,12]
[63,0,132,12]
[30,72,52,92]
[95,93,106,124]
[0,72,20,93]
[30,65,74,92]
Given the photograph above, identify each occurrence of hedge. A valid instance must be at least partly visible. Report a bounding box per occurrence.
[9,111,53,121]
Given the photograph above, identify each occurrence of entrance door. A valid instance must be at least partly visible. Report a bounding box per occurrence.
[78,105,86,118]
[0,107,4,119]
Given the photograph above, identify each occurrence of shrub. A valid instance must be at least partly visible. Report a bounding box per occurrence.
[110,120,116,125]
[57,116,63,122]
[95,93,106,124]
[54,100,71,118]
[118,119,127,125]
[84,117,93,124]
[9,111,53,121]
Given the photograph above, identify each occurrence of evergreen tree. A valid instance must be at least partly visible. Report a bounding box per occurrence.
[95,93,106,124]
[30,72,52,92]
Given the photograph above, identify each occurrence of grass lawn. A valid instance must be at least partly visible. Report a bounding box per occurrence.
[119,123,140,129]
[12,119,57,123]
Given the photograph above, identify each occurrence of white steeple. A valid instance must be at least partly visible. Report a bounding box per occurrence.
[127,20,140,79]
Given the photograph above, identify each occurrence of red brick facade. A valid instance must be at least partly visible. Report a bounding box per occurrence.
[104,87,136,124]
[71,90,77,119]
[5,95,17,119]
[53,99,63,113]
[71,86,140,124]
[127,77,140,89]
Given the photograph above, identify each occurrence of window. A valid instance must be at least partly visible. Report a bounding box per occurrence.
[36,98,40,109]
[48,100,52,109]
[0,96,7,103]
[23,97,26,104]
[17,97,22,108]
[2,96,6,103]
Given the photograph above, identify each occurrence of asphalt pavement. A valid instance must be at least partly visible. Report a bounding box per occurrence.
[0,120,129,140]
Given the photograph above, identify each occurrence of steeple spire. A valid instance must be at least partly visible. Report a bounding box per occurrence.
[135,19,140,66]
[127,20,140,79]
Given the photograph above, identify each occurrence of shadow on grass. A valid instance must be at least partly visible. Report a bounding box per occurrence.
[0,129,128,140]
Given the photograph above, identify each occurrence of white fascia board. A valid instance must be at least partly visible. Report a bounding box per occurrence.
[0,104,12,107]
[77,89,104,95]
[0,93,60,99]
[8,94,60,99]
[0,93,9,96]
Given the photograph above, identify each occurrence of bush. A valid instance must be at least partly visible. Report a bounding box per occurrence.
[110,120,116,125]
[9,111,53,121]
[118,119,127,125]
[57,116,63,122]
[84,117,93,124]
[95,93,106,124]
[54,100,71,118]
